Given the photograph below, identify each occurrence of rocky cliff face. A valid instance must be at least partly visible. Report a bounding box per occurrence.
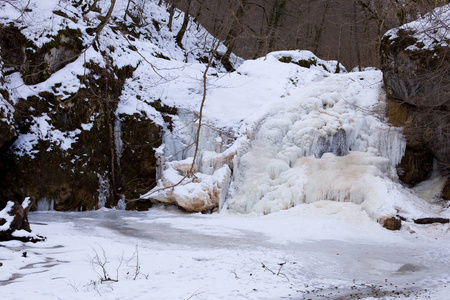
[0,25,166,211]
[381,5,450,195]
[0,0,227,211]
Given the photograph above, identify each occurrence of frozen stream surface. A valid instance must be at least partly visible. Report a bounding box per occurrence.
[1,202,450,299]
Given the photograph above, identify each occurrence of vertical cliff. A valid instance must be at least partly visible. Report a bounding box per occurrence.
[381,5,449,196]
[0,0,229,211]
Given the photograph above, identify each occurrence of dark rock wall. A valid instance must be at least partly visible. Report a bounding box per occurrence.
[0,25,174,211]
[381,23,450,195]
[117,114,160,211]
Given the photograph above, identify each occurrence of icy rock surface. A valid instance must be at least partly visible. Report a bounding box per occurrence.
[143,110,237,211]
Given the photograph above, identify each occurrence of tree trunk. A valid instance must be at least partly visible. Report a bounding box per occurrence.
[168,4,175,32]
[176,0,192,49]
[335,25,342,73]
[267,0,287,51]
[221,0,248,71]
[313,0,330,54]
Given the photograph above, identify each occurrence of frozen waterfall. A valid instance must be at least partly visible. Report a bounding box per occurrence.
[145,51,435,222]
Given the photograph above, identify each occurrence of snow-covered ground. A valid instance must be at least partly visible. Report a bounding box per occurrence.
[1,206,450,299]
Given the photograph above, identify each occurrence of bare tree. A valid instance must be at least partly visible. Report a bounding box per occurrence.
[221,0,248,71]
[171,0,441,69]
[176,0,192,49]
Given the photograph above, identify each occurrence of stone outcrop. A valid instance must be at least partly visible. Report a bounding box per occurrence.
[0,23,176,211]
[118,112,170,211]
[380,6,450,196]
[0,26,83,85]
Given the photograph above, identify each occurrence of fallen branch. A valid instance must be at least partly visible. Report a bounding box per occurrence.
[413,218,449,224]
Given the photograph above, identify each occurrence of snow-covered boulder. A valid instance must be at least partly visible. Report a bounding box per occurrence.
[143,158,231,212]
[271,50,347,73]
[0,198,44,242]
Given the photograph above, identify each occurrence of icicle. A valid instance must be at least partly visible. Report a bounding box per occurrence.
[116,195,127,210]
[369,125,406,166]
[155,144,165,180]
[97,173,110,209]
[215,136,222,153]
[36,198,54,211]
[114,118,123,167]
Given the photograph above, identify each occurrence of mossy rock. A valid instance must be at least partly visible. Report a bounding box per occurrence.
[118,113,162,208]
[278,56,328,71]
[278,56,292,63]
[0,60,138,210]
[0,21,177,212]
[294,58,317,69]
[0,137,108,211]
[150,99,177,131]
[22,27,84,85]
[0,26,29,73]
[279,56,318,68]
